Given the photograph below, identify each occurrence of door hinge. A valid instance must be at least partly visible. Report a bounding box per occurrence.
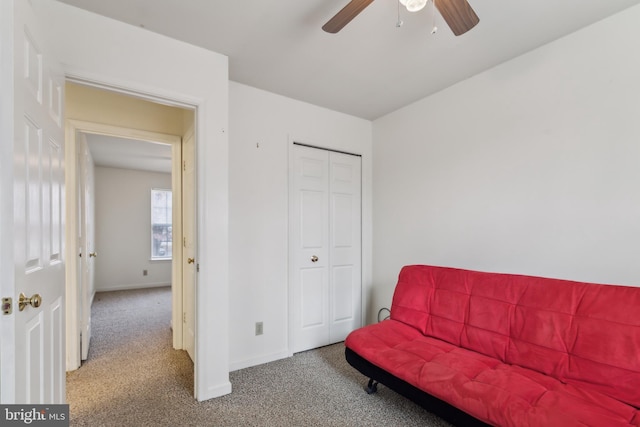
[183,312,187,323]
[183,160,186,172]
[183,237,186,248]
[2,297,12,315]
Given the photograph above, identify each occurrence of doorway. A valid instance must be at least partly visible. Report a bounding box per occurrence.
[65,84,197,394]
[289,143,363,353]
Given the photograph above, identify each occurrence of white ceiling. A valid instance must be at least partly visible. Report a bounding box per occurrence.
[85,134,172,174]
[57,0,640,121]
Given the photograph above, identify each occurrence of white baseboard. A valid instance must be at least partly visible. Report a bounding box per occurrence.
[96,282,171,292]
[198,381,232,402]
[229,349,290,372]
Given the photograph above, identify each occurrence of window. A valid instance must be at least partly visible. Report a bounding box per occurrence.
[151,189,172,260]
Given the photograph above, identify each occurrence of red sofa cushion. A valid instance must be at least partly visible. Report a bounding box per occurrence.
[346,320,640,426]
[388,265,640,408]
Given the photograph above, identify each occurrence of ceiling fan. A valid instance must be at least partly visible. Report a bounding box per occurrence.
[322,0,479,36]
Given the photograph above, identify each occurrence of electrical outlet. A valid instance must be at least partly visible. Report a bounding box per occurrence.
[255,321,263,336]
[143,270,148,276]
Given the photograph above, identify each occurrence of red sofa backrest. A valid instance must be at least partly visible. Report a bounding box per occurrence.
[390,265,640,408]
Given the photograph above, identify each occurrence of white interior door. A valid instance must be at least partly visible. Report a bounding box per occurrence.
[291,146,330,353]
[328,151,362,343]
[78,136,95,361]
[0,0,66,403]
[290,144,361,353]
[182,129,196,362]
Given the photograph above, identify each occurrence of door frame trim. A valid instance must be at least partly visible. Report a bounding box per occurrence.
[0,0,16,403]
[61,62,232,400]
[65,119,183,370]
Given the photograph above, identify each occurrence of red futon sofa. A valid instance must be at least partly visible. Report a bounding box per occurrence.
[345,265,640,427]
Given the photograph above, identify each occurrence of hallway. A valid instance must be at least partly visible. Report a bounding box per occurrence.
[66,287,193,425]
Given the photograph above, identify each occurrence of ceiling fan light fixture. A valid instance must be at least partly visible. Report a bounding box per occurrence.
[401,0,428,12]
[324,0,478,36]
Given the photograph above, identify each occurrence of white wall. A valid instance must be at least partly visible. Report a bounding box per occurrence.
[229,82,372,370]
[94,167,172,292]
[38,0,230,400]
[372,4,640,311]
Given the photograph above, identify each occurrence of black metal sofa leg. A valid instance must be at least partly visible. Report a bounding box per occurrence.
[365,378,379,394]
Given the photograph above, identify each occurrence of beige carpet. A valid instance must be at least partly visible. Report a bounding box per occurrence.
[66,287,452,427]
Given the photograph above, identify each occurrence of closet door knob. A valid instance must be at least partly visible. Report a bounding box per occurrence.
[311,255,319,263]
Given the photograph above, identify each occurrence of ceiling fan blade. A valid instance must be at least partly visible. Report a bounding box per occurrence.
[322,0,375,34]
[434,0,479,36]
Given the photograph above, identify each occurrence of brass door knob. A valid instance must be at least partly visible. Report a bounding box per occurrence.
[187,258,195,264]
[19,293,42,311]
[311,255,319,263]
[89,252,97,258]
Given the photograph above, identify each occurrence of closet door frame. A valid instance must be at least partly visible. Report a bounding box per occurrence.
[288,142,362,354]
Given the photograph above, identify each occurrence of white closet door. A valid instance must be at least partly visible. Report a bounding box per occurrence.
[328,152,361,343]
[290,144,361,353]
[291,146,330,353]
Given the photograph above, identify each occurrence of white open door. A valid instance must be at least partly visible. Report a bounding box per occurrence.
[78,135,95,361]
[182,128,196,362]
[0,0,66,403]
